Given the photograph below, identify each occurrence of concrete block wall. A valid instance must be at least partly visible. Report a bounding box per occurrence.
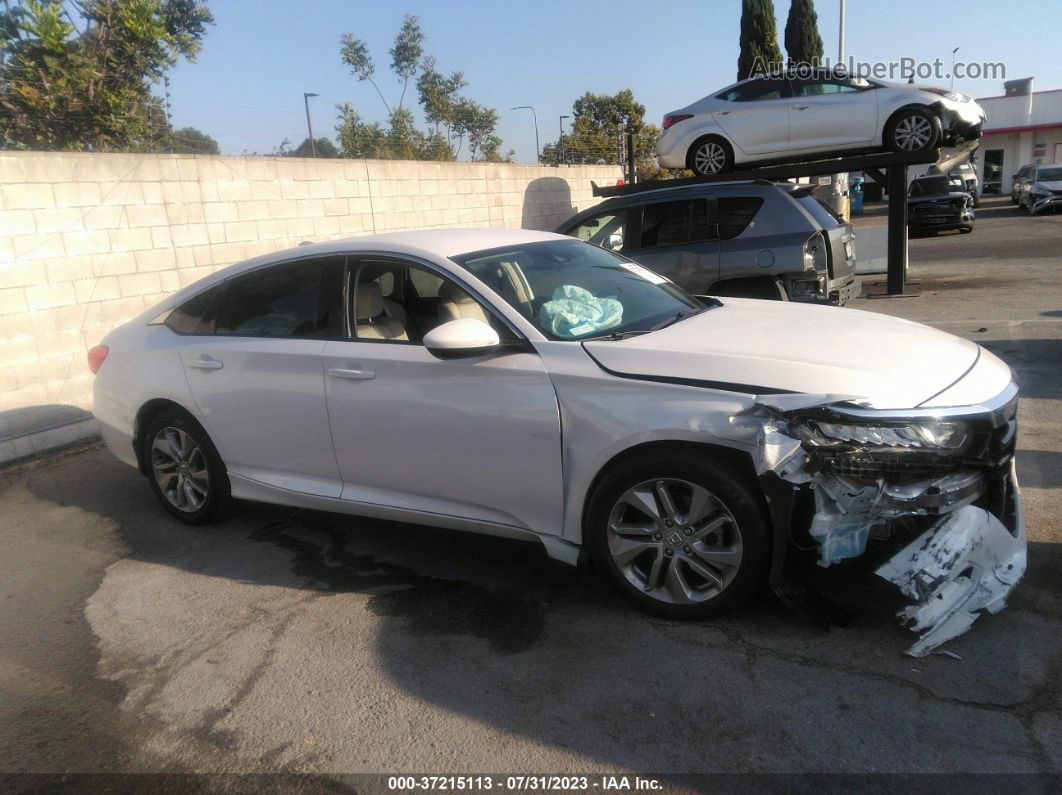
[0,152,621,461]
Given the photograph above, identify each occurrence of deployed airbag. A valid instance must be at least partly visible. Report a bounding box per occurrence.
[539,285,622,338]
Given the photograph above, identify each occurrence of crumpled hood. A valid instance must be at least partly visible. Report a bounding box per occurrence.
[583,298,981,410]
[1032,180,1062,192]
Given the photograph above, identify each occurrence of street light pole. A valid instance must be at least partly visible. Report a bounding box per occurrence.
[559,115,570,164]
[303,92,319,157]
[511,106,540,163]
[838,0,845,63]
[951,47,960,89]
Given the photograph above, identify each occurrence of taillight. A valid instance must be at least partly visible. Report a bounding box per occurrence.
[662,114,693,130]
[87,344,109,374]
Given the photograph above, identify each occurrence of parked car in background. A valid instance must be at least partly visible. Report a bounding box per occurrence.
[89,228,1024,655]
[1011,164,1035,204]
[657,69,986,175]
[1019,164,1062,215]
[945,161,980,207]
[557,181,859,304]
[907,175,975,234]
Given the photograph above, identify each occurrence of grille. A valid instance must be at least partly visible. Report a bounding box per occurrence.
[810,451,954,482]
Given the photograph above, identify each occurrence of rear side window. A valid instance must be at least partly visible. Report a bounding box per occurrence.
[214,259,340,337]
[639,199,715,248]
[793,194,841,229]
[165,286,219,334]
[718,197,764,239]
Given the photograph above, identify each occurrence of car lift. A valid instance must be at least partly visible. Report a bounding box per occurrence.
[591,145,977,297]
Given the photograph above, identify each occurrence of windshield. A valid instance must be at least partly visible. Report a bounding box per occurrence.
[909,176,952,196]
[451,239,702,340]
[1036,167,1062,182]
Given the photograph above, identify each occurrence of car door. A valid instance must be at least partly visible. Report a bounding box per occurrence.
[788,76,878,150]
[175,256,345,498]
[322,257,564,536]
[625,197,721,294]
[711,78,791,155]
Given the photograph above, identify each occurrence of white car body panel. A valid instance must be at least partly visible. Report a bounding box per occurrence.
[657,77,985,169]
[91,229,1022,654]
[583,298,979,410]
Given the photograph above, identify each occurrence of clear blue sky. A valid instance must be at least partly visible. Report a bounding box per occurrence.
[166,0,1060,161]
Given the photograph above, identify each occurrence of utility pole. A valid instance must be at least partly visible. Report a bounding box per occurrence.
[511,106,540,163]
[559,115,569,164]
[837,0,845,63]
[951,47,960,89]
[834,0,849,221]
[163,74,173,154]
[303,92,319,157]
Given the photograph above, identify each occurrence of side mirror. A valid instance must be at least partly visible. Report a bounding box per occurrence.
[608,232,624,250]
[423,318,501,359]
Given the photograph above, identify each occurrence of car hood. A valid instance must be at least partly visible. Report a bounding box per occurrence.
[582,298,981,410]
[1032,180,1062,191]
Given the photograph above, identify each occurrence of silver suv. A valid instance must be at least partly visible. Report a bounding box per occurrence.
[557,181,859,305]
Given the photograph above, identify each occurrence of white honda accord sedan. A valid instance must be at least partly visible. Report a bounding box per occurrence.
[657,71,986,175]
[91,229,1023,653]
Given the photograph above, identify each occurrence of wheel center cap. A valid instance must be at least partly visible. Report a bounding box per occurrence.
[664,530,684,547]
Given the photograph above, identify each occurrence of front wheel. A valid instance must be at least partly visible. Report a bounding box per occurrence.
[687,136,733,176]
[586,452,770,619]
[143,410,229,524]
[885,107,940,153]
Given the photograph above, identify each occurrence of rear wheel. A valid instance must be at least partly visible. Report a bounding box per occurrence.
[885,107,940,153]
[687,136,733,176]
[143,410,229,524]
[586,451,770,619]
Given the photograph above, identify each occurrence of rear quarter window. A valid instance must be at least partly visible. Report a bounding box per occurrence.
[718,196,765,239]
[793,194,842,229]
[165,285,219,334]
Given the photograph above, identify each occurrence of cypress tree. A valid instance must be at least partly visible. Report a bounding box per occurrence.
[784,0,825,68]
[737,0,784,81]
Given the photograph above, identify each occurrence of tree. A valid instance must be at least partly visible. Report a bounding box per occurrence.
[290,136,339,158]
[784,0,823,67]
[171,126,219,154]
[0,0,213,151]
[737,0,783,80]
[540,89,659,175]
[336,14,499,162]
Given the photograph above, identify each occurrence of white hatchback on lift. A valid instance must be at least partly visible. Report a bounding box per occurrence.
[657,70,986,175]
[90,229,1023,655]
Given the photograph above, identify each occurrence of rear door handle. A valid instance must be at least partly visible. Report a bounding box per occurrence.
[327,367,375,381]
[188,356,223,370]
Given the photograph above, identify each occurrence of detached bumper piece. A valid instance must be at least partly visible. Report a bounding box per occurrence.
[1029,194,1062,215]
[876,482,1026,657]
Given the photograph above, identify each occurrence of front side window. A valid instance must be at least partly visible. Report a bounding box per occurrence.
[567,210,627,251]
[452,239,701,340]
[214,259,341,337]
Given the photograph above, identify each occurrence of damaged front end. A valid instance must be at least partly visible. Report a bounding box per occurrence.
[744,385,1025,656]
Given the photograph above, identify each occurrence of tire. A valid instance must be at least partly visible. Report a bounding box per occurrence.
[686,135,733,176]
[586,450,771,619]
[143,409,230,524]
[884,107,940,153]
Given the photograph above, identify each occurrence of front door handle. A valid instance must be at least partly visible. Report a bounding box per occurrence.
[188,356,223,370]
[793,104,810,110]
[717,110,731,115]
[327,367,375,381]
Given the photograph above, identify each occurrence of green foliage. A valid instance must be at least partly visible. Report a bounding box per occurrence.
[540,89,660,177]
[737,0,783,80]
[0,0,213,151]
[336,14,499,162]
[170,125,219,154]
[283,136,339,158]
[784,0,823,66]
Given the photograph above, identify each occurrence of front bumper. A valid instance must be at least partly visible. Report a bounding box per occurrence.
[751,382,1024,655]
[908,207,974,230]
[1029,194,1062,214]
[937,99,985,145]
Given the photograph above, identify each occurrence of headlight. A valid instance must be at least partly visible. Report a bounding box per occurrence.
[924,87,967,103]
[791,419,969,450]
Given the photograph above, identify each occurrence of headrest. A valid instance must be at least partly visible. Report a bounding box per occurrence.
[438,281,470,304]
[354,281,383,320]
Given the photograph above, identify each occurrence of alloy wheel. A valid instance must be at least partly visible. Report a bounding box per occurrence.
[693,141,727,174]
[151,426,210,513]
[893,115,933,151]
[606,478,743,605]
